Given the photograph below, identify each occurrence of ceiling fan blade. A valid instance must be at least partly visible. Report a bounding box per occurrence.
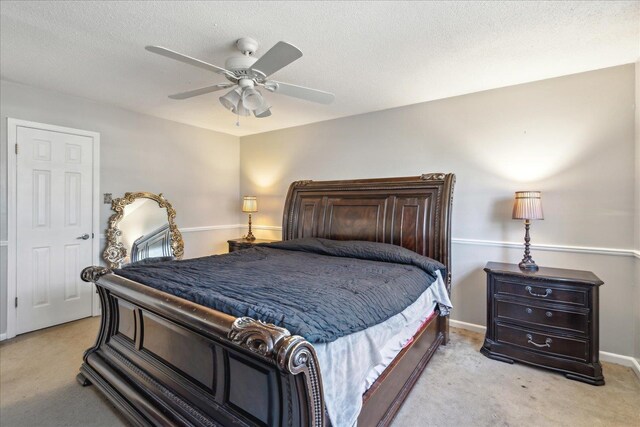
[268,81,335,104]
[249,42,302,77]
[168,83,235,100]
[145,45,234,78]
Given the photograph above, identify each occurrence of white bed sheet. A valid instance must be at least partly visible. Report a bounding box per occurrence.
[313,270,452,427]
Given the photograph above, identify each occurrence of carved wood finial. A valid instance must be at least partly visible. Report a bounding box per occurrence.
[420,173,446,181]
[228,317,325,426]
[276,335,325,427]
[80,266,111,283]
[228,317,291,357]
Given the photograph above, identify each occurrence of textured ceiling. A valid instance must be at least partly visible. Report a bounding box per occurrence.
[1,1,638,136]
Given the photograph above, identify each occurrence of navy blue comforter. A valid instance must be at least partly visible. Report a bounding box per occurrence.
[115,238,445,343]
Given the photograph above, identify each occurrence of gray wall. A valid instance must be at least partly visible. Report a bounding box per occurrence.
[635,60,640,362]
[0,80,241,336]
[240,64,638,357]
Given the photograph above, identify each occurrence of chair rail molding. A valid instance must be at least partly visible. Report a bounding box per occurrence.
[451,237,639,258]
[181,224,284,233]
[96,224,640,258]
[180,224,242,233]
[223,225,640,258]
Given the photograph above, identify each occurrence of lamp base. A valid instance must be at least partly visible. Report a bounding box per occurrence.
[518,219,538,271]
[519,259,539,271]
[244,213,256,241]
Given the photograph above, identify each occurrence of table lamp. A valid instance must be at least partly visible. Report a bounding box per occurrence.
[242,196,258,241]
[512,191,544,271]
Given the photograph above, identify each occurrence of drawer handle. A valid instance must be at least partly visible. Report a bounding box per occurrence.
[526,286,552,298]
[526,334,552,348]
[545,311,553,318]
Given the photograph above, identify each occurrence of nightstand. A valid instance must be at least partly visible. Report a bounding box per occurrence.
[227,238,280,252]
[481,262,604,385]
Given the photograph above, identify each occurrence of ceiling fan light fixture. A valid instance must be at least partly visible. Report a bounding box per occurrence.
[254,108,272,118]
[254,100,272,118]
[219,88,241,111]
[241,87,264,111]
[235,103,251,117]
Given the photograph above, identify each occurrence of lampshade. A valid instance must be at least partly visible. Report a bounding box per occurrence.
[242,196,258,213]
[242,87,263,110]
[254,107,272,118]
[219,88,241,111]
[254,100,271,118]
[512,191,544,220]
[235,103,251,117]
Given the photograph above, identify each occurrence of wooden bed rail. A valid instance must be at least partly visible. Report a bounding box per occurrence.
[79,266,325,427]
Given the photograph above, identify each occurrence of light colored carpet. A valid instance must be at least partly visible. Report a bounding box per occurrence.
[1,317,638,427]
[393,328,640,427]
[0,317,126,427]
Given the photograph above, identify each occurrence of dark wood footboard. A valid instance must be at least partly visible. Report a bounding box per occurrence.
[80,266,446,427]
[79,266,325,427]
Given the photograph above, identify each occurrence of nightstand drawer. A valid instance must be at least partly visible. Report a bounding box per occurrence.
[496,300,588,335]
[496,324,588,362]
[494,278,587,306]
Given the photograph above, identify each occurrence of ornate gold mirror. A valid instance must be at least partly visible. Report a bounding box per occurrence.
[103,192,184,268]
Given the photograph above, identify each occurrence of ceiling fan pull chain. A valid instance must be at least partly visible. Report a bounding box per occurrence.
[236,110,240,127]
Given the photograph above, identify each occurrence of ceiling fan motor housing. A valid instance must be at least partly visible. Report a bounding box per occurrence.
[224,55,258,71]
[224,55,260,82]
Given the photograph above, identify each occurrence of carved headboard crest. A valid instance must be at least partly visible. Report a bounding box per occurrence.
[282,174,455,286]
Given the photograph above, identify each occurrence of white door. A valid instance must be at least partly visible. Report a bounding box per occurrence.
[16,126,95,334]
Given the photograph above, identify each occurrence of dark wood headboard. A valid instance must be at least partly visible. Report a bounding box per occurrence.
[282,173,456,288]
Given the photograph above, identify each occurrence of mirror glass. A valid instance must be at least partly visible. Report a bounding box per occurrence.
[103,192,183,268]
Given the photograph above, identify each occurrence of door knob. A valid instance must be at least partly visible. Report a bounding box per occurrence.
[77,233,90,240]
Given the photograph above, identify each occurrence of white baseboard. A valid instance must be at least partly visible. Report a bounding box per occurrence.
[600,352,640,380]
[449,319,640,380]
[0,333,6,341]
[450,319,487,334]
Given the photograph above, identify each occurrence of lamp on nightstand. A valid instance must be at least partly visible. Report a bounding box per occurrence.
[242,196,258,241]
[512,191,544,271]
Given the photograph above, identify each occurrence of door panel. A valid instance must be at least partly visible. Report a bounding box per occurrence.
[16,126,94,334]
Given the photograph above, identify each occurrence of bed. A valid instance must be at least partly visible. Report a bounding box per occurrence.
[77,173,456,427]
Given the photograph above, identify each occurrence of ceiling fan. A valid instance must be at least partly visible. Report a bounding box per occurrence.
[146,37,335,120]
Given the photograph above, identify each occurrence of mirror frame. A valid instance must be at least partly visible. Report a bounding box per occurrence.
[103,191,184,269]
